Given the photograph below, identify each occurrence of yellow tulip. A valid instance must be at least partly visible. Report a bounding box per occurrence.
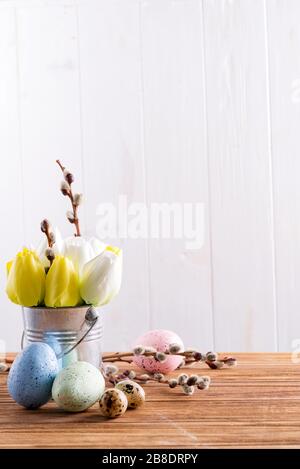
[6,248,45,307]
[45,255,82,307]
[6,260,13,276]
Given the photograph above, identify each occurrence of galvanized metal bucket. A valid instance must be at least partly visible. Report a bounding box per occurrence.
[22,306,103,368]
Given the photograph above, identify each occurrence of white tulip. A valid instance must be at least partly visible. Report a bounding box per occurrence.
[63,236,106,276]
[80,246,122,306]
[88,237,107,258]
[36,227,64,267]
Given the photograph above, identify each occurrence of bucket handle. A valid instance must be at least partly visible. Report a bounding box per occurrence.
[21,306,99,359]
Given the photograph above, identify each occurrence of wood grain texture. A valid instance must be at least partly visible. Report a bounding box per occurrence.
[1,353,300,449]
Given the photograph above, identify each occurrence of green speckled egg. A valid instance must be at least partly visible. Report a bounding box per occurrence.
[115,380,145,409]
[52,361,105,412]
[99,388,128,418]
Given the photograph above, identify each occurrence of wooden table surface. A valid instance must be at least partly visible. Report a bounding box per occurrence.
[1,353,300,449]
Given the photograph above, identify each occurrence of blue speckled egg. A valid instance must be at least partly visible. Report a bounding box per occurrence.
[8,343,59,409]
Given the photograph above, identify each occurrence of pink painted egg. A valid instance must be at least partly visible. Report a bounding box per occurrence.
[132,330,184,374]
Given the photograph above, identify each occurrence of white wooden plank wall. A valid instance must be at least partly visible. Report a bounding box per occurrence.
[0,0,299,352]
[203,0,277,351]
[266,0,300,352]
[77,0,150,351]
[0,5,23,352]
[140,0,214,350]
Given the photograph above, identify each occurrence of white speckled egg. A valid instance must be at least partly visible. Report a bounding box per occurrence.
[115,380,145,409]
[52,361,105,412]
[99,388,128,418]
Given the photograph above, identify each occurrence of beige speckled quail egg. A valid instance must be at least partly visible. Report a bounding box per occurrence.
[115,380,145,409]
[99,388,128,418]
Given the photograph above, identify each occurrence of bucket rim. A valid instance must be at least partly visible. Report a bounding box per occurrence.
[22,305,93,311]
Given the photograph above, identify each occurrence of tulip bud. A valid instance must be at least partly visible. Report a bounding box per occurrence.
[6,248,46,307]
[60,180,70,196]
[63,169,74,184]
[106,245,121,256]
[63,236,106,276]
[6,260,13,276]
[44,255,82,308]
[80,246,122,306]
[73,193,83,206]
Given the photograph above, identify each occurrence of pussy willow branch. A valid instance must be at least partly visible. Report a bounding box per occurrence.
[44,226,54,248]
[102,351,213,360]
[103,367,211,395]
[102,351,237,370]
[56,159,81,237]
[40,219,55,266]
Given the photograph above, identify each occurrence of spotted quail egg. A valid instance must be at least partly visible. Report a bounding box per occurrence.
[115,380,146,409]
[99,388,128,418]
